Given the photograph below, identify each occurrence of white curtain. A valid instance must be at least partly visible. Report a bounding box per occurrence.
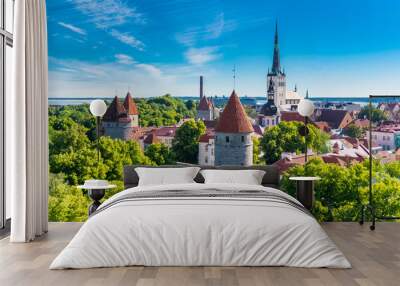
[7,0,49,242]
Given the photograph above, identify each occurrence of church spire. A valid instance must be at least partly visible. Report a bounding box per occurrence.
[271,20,280,74]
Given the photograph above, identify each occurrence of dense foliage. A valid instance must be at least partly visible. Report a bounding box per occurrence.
[48,173,124,222]
[48,101,400,223]
[172,119,206,164]
[260,121,330,164]
[252,137,261,165]
[343,123,364,139]
[281,158,400,222]
[145,143,175,165]
[358,105,387,123]
[48,98,196,222]
[135,94,197,127]
[244,105,258,119]
[49,105,152,185]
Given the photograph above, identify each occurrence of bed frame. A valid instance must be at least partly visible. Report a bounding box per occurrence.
[123,165,280,189]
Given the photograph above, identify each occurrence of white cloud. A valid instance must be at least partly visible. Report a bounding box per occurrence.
[71,0,145,29]
[49,59,175,98]
[115,54,136,65]
[204,13,226,40]
[48,57,220,98]
[136,63,162,77]
[110,29,145,51]
[175,28,198,47]
[185,47,221,65]
[58,22,87,35]
[176,13,236,46]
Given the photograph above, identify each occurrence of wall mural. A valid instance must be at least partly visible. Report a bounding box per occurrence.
[46,0,400,222]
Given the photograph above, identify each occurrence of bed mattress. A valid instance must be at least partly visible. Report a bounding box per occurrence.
[50,183,351,269]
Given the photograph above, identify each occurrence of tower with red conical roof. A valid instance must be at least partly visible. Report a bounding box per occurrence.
[102,91,139,140]
[124,91,139,127]
[214,90,254,166]
[196,76,219,121]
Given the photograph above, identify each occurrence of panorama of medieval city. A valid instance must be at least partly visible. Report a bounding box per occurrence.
[97,23,395,170]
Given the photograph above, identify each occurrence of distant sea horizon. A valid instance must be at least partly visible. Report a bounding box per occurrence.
[48,96,398,106]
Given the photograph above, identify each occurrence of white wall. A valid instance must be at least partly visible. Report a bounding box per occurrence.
[368,131,396,151]
[198,139,215,166]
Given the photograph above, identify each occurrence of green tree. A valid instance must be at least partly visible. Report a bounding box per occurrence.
[136,95,197,127]
[260,121,330,164]
[358,105,387,123]
[50,146,109,185]
[279,158,400,222]
[245,106,258,119]
[48,173,90,222]
[145,143,175,165]
[343,124,364,139]
[252,137,261,165]
[49,117,91,156]
[48,173,125,222]
[172,119,206,163]
[49,115,152,184]
[99,137,152,181]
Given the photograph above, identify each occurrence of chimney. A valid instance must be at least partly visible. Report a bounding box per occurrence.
[200,76,204,98]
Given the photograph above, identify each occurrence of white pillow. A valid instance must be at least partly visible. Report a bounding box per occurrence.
[200,169,265,185]
[135,167,200,186]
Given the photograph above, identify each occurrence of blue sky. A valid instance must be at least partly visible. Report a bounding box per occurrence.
[47,0,400,98]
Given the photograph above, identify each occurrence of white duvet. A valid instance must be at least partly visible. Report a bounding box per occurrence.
[50,183,351,269]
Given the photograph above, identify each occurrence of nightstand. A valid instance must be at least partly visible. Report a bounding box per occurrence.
[289,176,320,210]
[78,182,116,215]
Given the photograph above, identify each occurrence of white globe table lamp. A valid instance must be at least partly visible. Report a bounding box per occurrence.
[297,99,315,163]
[298,99,315,117]
[90,99,107,117]
[90,100,107,162]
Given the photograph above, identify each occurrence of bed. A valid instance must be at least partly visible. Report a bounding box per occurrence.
[50,165,351,269]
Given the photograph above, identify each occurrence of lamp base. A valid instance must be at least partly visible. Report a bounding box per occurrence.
[359,205,400,231]
[88,188,105,216]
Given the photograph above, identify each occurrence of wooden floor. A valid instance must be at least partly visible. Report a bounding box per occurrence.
[0,222,399,286]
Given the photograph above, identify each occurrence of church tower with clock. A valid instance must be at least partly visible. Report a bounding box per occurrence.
[267,22,287,108]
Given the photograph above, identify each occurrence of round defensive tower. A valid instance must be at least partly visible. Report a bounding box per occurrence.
[214,90,254,166]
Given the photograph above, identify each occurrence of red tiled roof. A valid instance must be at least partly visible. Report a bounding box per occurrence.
[352,119,369,129]
[274,152,366,173]
[342,137,359,147]
[199,133,214,143]
[313,121,331,133]
[154,126,177,137]
[376,150,390,157]
[281,111,305,122]
[198,96,212,111]
[124,92,139,115]
[322,154,363,166]
[252,124,264,136]
[143,131,160,145]
[129,127,150,141]
[378,102,399,112]
[203,120,217,129]
[273,154,314,173]
[103,96,129,122]
[314,109,352,129]
[215,90,254,133]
